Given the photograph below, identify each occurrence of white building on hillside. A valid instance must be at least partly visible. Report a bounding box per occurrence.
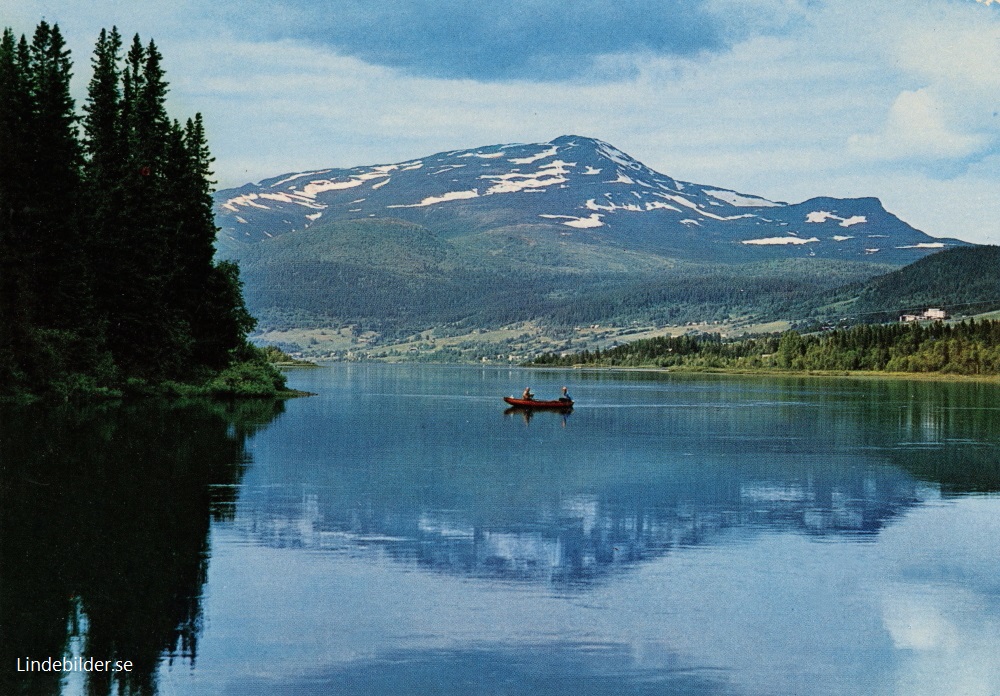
[900,308,948,322]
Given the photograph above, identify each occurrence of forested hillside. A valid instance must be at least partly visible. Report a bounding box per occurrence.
[0,23,281,398]
[772,245,1000,328]
[532,319,1000,376]
[846,246,1000,321]
[229,216,891,340]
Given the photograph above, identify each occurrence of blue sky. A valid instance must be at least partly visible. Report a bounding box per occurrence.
[6,0,1000,243]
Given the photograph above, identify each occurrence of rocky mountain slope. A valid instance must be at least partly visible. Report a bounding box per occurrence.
[215,135,965,265]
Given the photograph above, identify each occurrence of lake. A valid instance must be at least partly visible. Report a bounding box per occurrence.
[3,365,1000,695]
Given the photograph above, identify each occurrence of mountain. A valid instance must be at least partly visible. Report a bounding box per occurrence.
[211,136,975,358]
[215,135,966,265]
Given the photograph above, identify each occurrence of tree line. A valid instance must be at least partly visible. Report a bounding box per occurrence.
[0,23,278,397]
[531,319,1000,376]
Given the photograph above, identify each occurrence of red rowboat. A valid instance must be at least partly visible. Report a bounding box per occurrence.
[503,396,573,409]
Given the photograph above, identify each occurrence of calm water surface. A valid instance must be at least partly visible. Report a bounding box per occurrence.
[4,365,1000,695]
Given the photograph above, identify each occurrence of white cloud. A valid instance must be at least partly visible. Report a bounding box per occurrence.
[897,24,1000,90]
[842,17,1000,169]
[881,585,1000,696]
[7,0,1000,244]
[847,88,990,162]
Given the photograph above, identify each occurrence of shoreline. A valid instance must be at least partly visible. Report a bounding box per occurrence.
[545,364,1000,384]
[296,360,1000,384]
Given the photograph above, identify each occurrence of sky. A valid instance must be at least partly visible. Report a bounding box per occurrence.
[5,0,1000,243]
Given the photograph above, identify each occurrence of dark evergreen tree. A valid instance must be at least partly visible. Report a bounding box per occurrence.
[0,28,31,385]
[0,23,100,390]
[1,22,280,397]
[161,113,254,369]
[100,35,192,379]
[24,22,87,327]
[81,26,125,369]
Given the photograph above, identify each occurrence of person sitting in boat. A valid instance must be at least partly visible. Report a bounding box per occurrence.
[522,387,534,400]
[559,386,571,403]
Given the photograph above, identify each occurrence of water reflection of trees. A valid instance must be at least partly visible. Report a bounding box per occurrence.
[232,376,1000,589]
[0,399,283,696]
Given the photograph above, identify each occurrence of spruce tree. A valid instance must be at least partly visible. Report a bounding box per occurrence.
[0,23,98,389]
[2,22,268,395]
[182,114,255,368]
[105,35,191,379]
[81,27,126,351]
[0,28,30,385]
[31,23,100,366]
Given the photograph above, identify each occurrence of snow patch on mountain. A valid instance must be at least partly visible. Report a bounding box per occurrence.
[258,192,325,208]
[658,193,753,222]
[743,236,821,245]
[301,177,370,196]
[705,190,781,207]
[644,201,683,213]
[269,169,332,187]
[221,193,271,211]
[294,167,402,199]
[433,164,467,175]
[480,161,571,194]
[595,142,639,170]
[459,151,504,159]
[586,198,640,213]
[807,211,835,223]
[509,145,559,165]
[540,213,605,228]
[807,211,868,227]
[388,189,480,208]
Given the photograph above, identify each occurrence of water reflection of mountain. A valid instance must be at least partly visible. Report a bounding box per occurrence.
[235,461,921,589]
[0,399,283,696]
[233,374,1000,588]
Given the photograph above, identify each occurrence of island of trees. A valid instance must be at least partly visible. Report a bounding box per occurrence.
[0,23,286,399]
[530,319,1000,377]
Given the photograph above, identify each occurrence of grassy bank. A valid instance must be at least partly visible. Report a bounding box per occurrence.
[2,348,314,404]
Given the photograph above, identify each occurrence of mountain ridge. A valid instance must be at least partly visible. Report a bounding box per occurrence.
[214,135,968,265]
[211,136,981,359]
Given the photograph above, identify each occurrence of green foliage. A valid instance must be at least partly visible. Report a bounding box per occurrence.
[260,345,293,362]
[533,319,1000,376]
[0,22,260,398]
[258,344,316,365]
[207,355,287,398]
